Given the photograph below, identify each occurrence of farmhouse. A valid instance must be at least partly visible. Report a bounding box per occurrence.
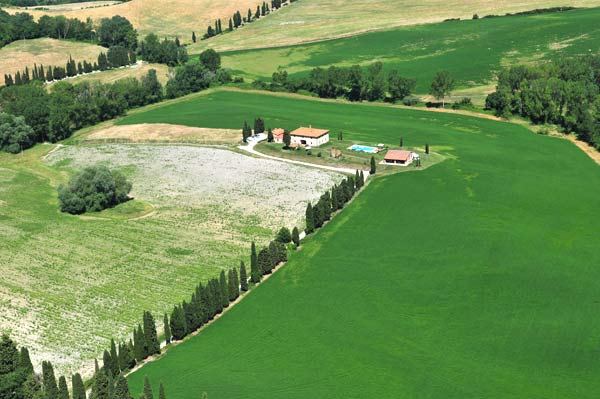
[384,149,413,165]
[290,126,330,147]
[272,128,285,143]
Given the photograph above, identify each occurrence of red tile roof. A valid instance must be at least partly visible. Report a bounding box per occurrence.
[290,127,329,138]
[384,150,412,162]
[272,128,285,138]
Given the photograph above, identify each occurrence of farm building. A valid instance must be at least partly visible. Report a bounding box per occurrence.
[384,149,414,165]
[290,126,330,147]
[272,128,285,143]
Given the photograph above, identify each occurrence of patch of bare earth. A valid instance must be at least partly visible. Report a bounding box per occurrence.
[84,123,241,144]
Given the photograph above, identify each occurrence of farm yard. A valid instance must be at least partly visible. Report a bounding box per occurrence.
[220,7,600,102]
[0,140,343,377]
[124,89,600,398]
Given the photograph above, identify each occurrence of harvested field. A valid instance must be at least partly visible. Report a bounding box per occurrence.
[3,0,261,39]
[0,38,105,85]
[49,62,170,87]
[0,143,343,377]
[83,123,240,144]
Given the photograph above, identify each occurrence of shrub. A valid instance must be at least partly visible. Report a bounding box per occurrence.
[58,165,132,214]
[402,96,419,106]
[451,97,473,109]
[0,112,36,153]
[276,227,292,243]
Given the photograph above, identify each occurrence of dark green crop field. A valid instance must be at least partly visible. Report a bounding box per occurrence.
[221,7,600,96]
[126,90,600,398]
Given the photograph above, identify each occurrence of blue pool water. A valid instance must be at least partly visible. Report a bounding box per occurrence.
[350,145,378,153]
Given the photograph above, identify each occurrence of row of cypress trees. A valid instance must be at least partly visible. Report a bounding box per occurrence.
[306,173,363,234]
[166,265,242,342]
[4,47,136,87]
[204,0,289,41]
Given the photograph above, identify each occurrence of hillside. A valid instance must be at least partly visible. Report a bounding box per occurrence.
[2,0,261,39]
[220,7,600,103]
[188,0,600,52]
[0,38,105,85]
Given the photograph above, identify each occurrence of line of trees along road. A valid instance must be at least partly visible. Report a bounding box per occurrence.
[485,54,600,149]
[0,49,228,153]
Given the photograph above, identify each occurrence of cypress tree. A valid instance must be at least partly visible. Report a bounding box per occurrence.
[305,203,315,234]
[117,342,131,372]
[267,128,273,142]
[169,305,187,340]
[425,143,430,154]
[355,170,361,189]
[292,227,300,247]
[143,311,160,356]
[192,32,196,43]
[46,66,53,81]
[247,8,252,22]
[232,268,240,297]
[94,359,99,375]
[78,62,83,75]
[23,67,30,82]
[400,137,403,147]
[90,370,109,399]
[133,325,145,362]
[19,347,33,372]
[102,350,112,377]
[239,261,248,291]
[255,5,260,19]
[158,383,166,399]
[250,242,261,283]
[113,375,132,399]
[228,18,233,31]
[15,71,22,85]
[110,339,119,376]
[227,269,237,301]
[42,361,59,399]
[219,270,229,308]
[257,247,273,274]
[360,170,365,185]
[370,156,377,174]
[58,376,69,399]
[143,376,154,399]
[163,313,171,345]
[218,19,222,33]
[72,373,86,399]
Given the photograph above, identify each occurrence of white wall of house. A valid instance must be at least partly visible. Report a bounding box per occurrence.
[291,133,330,147]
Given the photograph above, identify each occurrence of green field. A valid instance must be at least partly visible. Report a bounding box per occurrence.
[220,7,600,100]
[126,90,600,398]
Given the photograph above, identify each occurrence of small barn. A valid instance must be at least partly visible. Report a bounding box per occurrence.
[290,126,330,147]
[384,150,414,166]
[272,128,285,143]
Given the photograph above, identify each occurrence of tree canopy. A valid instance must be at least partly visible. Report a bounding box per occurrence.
[58,166,132,214]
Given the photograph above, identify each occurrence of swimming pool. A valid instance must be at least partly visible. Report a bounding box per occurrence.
[349,144,378,153]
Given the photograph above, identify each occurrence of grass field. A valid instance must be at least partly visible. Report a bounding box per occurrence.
[125,90,600,398]
[0,38,105,85]
[0,138,342,377]
[2,0,261,39]
[48,62,170,87]
[189,0,600,52]
[220,7,600,101]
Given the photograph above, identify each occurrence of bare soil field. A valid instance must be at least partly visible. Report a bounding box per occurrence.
[0,143,342,377]
[0,38,105,85]
[83,123,240,143]
[3,0,261,39]
[189,0,600,52]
